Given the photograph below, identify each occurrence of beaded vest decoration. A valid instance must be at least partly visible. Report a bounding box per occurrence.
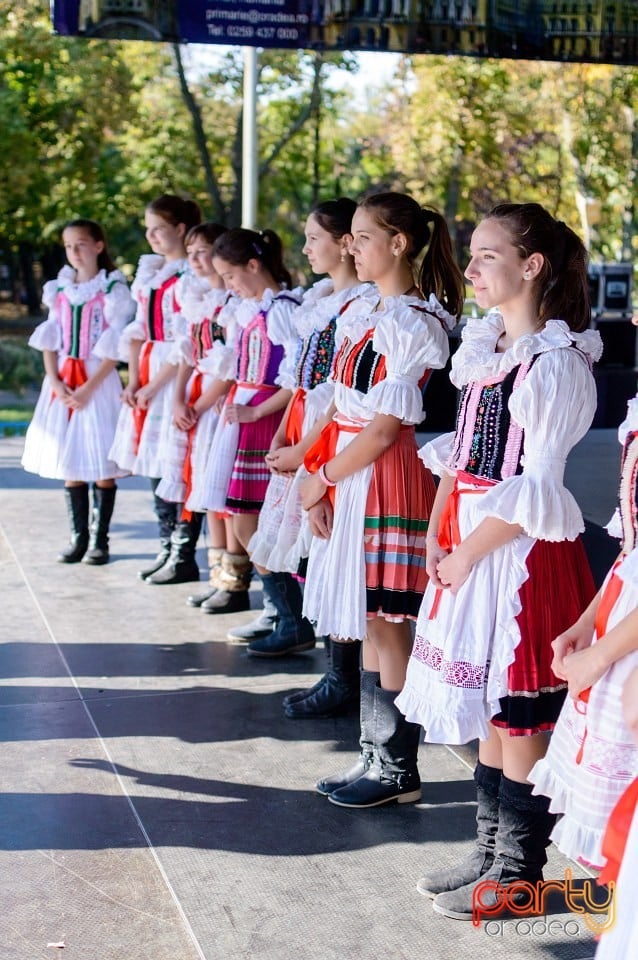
[294,317,337,390]
[451,358,539,481]
[618,429,638,554]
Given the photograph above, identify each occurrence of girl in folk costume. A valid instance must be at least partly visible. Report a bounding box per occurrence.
[198,227,304,615]
[595,666,638,960]
[109,194,201,582]
[22,219,135,564]
[151,222,240,587]
[300,192,465,808]
[529,389,638,869]
[396,203,600,920]
[243,197,377,669]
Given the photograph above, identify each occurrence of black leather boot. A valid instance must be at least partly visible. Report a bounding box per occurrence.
[315,668,378,796]
[247,572,315,657]
[329,685,422,808]
[416,761,501,897]
[284,639,361,718]
[147,512,203,584]
[432,776,556,920]
[138,480,177,580]
[83,484,117,565]
[57,484,90,563]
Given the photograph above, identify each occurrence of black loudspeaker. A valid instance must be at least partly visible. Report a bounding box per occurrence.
[588,263,633,314]
[594,319,637,369]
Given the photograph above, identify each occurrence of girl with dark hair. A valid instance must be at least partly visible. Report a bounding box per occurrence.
[299,191,464,807]
[240,198,377,669]
[396,202,601,919]
[22,219,135,564]
[109,194,202,582]
[196,227,303,614]
[152,221,244,588]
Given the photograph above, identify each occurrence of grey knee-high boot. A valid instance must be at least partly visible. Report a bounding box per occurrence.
[416,761,501,897]
[432,775,556,920]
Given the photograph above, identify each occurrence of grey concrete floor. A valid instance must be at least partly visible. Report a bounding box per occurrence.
[0,431,618,960]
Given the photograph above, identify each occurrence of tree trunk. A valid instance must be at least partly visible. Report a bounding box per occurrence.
[173,43,227,222]
[18,243,41,315]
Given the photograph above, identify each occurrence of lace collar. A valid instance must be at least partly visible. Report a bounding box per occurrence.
[294,281,375,339]
[451,310,604,388]
[234,286,303,329]
[132,255,186,296]
[338,289,455,344]
[179,277,228,326]
[55,267,126,306]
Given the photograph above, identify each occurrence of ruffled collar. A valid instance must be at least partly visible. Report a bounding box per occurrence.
[132,255,186,296]
[234,286,303,329]
[451,310,604,388]
[294,280,375,339]
[178,275,228,326]
[55,267,126,305]
[338,289,455,344]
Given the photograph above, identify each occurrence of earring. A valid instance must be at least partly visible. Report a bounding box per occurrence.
[340,253,345,263]
[393,250,399,257]
[523,271,530,279]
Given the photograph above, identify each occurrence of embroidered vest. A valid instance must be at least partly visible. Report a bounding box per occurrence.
[618,429,638,554]
[451,358,540,481]
[141,273,181,342]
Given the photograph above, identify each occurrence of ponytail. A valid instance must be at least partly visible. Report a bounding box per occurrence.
[417,209,465,320]
[488,203,590,333]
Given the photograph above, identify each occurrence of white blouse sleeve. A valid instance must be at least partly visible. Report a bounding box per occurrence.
[267,293,302,390]
[418,432,457,478]
[94,278,136,361]
[363,306,451,424]
[29,280,63,351]
[474,347,597,541]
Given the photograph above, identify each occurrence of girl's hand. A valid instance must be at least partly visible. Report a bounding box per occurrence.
[266,446,302,475]
[622,667,638,744]
[269,431,287,456]
[300,474,328,511]
[134,383,156,409]
[436,546,474,595]
[173,400,195,431]
[120,383,138,408]
[551,620,594,679]
[50,378,71,401]
[225,402,257,425]
[308,499,333,540]
[425,537,449,589]
[212,394,227,415]
[562,644,607,700]
[66,382,94,411]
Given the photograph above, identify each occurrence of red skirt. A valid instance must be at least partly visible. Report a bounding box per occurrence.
[491,536,596,736]
[364,427,436,620]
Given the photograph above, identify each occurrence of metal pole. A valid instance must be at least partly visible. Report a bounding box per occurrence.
[242,46,258,229]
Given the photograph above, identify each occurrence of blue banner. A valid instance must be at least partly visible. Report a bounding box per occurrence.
[51,2,638,65]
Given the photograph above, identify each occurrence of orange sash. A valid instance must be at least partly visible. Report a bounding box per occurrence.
[132,341,153,455]
[181,372,203,521]
[599,776,638,886]
[303,419,361,508]
[57,357,88,419]
[284,387,306,446]
[575,562,623,764]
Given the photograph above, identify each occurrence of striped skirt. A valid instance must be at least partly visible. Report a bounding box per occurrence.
[225,388,285,514]
[364,427,435,620]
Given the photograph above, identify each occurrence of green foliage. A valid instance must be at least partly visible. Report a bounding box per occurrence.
[0,337,43,392]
